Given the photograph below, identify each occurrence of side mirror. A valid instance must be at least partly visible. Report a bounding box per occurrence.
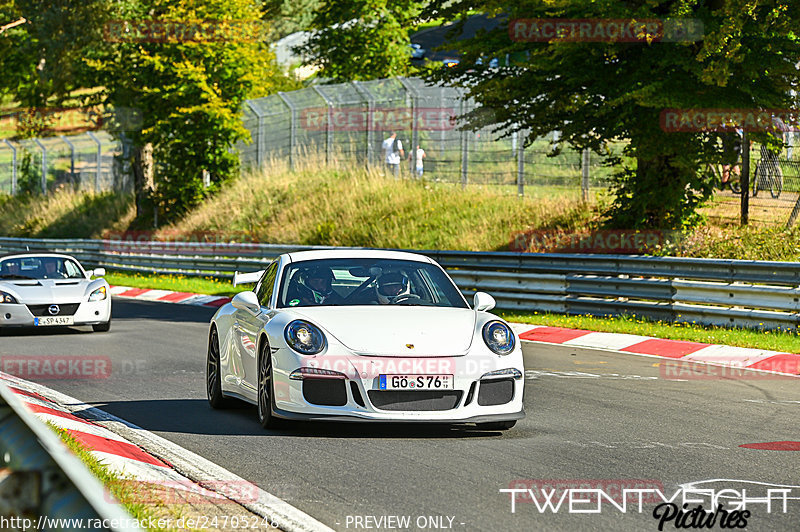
[92,268,106,278]
[473,292,496,312]
[232,291,261,315]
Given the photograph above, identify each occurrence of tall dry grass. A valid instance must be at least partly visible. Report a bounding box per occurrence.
[167,156,598,251]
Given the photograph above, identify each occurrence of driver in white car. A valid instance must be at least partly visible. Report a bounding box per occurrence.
[375,272,411,304]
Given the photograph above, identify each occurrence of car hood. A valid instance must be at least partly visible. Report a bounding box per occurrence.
[1,279,92,304]
[291,306,476,356]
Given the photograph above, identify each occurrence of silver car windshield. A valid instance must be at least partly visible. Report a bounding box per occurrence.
[277,258,468,308]
[0,257,85,280]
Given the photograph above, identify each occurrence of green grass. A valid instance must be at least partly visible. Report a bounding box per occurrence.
[106,271,238,297]
[51,425,184,531]
[499,311,800,354]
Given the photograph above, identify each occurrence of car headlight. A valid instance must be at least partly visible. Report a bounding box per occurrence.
[1,291,18,304]
[89,286,107,302]
[284,320,326,355]
[482,321,515,355]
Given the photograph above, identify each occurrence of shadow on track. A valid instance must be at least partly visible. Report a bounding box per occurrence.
[111,299,217,324]
[88,398,508,439]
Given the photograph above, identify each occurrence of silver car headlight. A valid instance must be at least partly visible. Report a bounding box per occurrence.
[89,286,107,301]
[284,320,326,355]
[1,291,18,304]
[482,321,515,355]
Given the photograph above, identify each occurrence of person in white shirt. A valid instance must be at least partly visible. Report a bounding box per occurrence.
[410,145,426,177]
[382,132,404,177]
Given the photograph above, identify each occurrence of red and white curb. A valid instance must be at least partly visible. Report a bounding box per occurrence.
[109,285,231,308]
[0,371,332,532]
[511,324,800,377]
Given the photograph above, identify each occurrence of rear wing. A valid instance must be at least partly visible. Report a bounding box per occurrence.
[233,270,264,287]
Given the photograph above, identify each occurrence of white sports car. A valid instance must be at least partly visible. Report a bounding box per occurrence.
[207,250,524,430]
[0,253,111,332]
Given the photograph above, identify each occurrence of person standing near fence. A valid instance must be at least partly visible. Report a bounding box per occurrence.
[410,144,426,177]
[382,132,404,177]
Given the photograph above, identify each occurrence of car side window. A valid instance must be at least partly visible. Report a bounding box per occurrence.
[256,262,279,307]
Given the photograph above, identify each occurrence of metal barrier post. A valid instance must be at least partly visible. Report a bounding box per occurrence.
[277,92,296,171]
[245,101,264,168]
[581,148,590,202]
[87,131,102,192]
[312,86,334,165]
[3,139,16,195]
[33,138,47,194]
[351,81,375,169]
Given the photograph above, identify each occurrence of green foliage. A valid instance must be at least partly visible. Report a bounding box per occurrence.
[300,0,423,82]
[0,0,111,110]
[262,0,321,40]
[90,0,298,221]
[426,0,800,229]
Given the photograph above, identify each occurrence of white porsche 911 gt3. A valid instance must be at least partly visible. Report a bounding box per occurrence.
[0,253,111,332]
[207,250,524,430]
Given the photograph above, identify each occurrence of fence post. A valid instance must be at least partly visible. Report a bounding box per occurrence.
[740,131,750,226]
[312,86,334,165]
[3,140,16,195]
[59,135,76,180]
[517,130,525,196]
[398,77,420,177]
[87,131,102,192]
[581,148,590,202]
[277,93,296,171]
[459,90,468,188]
[33,138,46,194]
[351,81,375,169]
[245,100,264,168]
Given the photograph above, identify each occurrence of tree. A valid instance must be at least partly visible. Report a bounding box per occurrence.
[90,0,297,223]
[425,0,800,229]
[300,0,423,82]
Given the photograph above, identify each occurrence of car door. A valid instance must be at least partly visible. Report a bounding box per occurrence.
[235,261,279,398]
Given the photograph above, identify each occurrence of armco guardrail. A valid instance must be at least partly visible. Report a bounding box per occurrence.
[0,237,798,330]
[0,381,144,531]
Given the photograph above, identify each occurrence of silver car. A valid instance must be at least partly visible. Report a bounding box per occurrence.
[0,253,111,332]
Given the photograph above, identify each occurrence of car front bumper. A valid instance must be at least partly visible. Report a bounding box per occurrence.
[0,299,111,328]
[270,346,526,423]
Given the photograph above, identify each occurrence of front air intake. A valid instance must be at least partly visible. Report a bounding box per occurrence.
[367,390,462,411]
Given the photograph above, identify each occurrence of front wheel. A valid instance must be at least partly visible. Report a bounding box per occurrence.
[92,320,111,332]
[257,339,282,428]
[207,326,233,409]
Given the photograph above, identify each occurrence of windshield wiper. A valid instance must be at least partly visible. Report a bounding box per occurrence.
[0,274,35,280]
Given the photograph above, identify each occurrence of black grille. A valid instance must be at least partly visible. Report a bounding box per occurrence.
[463,381,477,406]
[26,303,80,316]
[368,390,462,411]
[302,379,347,406]
[477,379,515,406]
[350,381,365,407]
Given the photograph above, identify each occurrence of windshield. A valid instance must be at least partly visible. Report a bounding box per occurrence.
[277,258,467,309]
[0,256,85,280]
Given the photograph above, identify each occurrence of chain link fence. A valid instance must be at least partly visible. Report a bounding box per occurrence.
[0,131,131,195]
[238,76,610,198]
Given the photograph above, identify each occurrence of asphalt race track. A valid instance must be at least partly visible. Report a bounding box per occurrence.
[2,298,799,531]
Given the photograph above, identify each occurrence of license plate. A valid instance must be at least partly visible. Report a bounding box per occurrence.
[34,316,74,326]
[379,374,454,390]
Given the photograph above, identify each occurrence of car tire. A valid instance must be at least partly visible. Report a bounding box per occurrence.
[257,339,282,429]
[477,421,516,431]
[92,321,111,332]
[207,326,234,409]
